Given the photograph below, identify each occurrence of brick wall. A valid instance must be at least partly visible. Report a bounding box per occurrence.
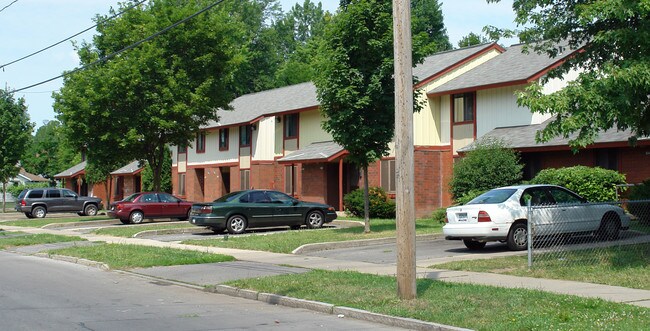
[300,163,327,204]
[616,146,650,184]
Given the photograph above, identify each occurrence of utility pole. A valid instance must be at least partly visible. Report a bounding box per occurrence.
[393,0,416,299]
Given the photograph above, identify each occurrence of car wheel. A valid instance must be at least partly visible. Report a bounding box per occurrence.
[597,213,620,241]
[24,212,35,219]
[507,222,528,251]
[32,206,47,218]
[84,204,98,216]
[306,210,324,229]
[463,239,486,250]
[178,209,190,221]
[129,210,144,224]
[119,219,131,225]
[226,215,247,234]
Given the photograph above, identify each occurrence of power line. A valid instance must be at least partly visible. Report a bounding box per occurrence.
[0,0,19,14]
[0,0,147,71]
[11,0,226,93]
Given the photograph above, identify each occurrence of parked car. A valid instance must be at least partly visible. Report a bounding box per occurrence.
[108,192,193,224]
[189,190,338,234]
[443,185,630,251]
[15,187,102,218]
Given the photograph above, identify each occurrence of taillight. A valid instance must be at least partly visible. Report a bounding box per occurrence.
[21,199,26,206]
[478,210,491,222]
[116,203,124,210]
[444,216,449,223]
[199,206,212,214]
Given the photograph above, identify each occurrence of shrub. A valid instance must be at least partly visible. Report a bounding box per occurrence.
[431,208,447,224]
[449,138,523,201]
[343,187,396,219]
[530,166,626,202]
[628,179,650,223]
[5,182,50,199]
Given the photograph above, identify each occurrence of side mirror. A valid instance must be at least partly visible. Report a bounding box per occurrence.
[292,200,299,206]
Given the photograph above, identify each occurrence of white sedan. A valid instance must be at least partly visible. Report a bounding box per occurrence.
[443,185,630,251]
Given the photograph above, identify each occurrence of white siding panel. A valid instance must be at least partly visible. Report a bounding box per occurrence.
[440,96,451,144]
[476,85,541,138]
[186,128,238,167]
[299,109,332,147]
[252,117,275,161]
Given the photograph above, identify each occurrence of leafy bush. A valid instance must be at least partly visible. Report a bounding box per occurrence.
[431,208,447,224]
[628,179,650,223]
[629,179,650,200]
[5,182,50,199]
[530,166,626,202]
[449,138,523,201]
[343,187,396,219]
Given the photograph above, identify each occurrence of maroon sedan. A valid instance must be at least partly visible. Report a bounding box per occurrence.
[108,192,193,224]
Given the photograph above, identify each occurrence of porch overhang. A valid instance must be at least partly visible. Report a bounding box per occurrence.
[278,141,347,164]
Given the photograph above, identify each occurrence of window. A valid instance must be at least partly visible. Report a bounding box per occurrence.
[380,159,396,193]
[284,113,298,138]
[196,131,206,153]
[178,145,187,154]
[141,193,158,203]
[158,193,179,203]
[242,191,270,203]
[239,125,252,147]
[178,173,186,196]
[284,166,294,194]
[240,169,250,190]
[596,149,618,171]
[219,128,229,151]
[27,190,44,198]
[46,189,61,198]
[62,189,76,198]
[453,93,475,123]
[267,190,295,204]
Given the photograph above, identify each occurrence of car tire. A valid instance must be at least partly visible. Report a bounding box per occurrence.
[119,219,131,224]
[32,206,47,218]
[84,204,98,217]
[463,239,486,250]
[306,210,324,229]
[178,209,190,221]
[507,222,528,251]
[226,215,247,234]
[24,212,35,219]
[597,213,620,241]
[129,210,144,224]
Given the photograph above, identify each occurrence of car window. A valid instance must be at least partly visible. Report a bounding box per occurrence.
[46,189,61,198]
[214,191,241,203]
[266,191,295,204]
[62,189,77,198]
[158,193,179,203]
[521,188,553,206]
[17,189,28,199]
[246,191,271,203]
[549,187,584,204]
[123,193,140,202]
[26,190,44,199]
[141,193,159,203]
[466,189,517,205]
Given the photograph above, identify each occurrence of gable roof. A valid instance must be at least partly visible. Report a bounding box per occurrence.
[110,160,144,176]
[18,168,48,182]
[278,141,347,164]
[54,161,86,178]
[459,119,650,153]
[203,82,319,130]
[428,42,577,96]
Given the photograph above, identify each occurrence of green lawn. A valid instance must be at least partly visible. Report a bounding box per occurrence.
[0,232,85,249]
[1,215,111,227]
[49,243,235,269]
[182,218,443,253]
[93,223,197,237]
[434,243,650,290]
[227,270,650,331]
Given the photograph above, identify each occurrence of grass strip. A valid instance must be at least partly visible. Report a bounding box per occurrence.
[227,269,650,331]
[93,223,197,237]
[0,233,85,249]
[182,218,442,254]
[434,243,650,290]
[49,243,235,269]
[2,215,111,227]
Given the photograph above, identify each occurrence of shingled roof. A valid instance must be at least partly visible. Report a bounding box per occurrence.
[278,141,346,163]
[413,43,499,85]
[110,160,144,175]
[54,161,86,178]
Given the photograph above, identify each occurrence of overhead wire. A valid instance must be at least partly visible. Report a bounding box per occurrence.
[0,0,19,14]
[11,0,226,93]
[0,0,148,71]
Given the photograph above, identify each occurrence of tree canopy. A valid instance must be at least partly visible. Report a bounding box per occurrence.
[489,0,650,147]
[457,32,490,48]
[21,120,80,180]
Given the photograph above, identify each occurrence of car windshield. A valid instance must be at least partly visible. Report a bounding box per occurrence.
[466,188,517,205]
[123,193,140,202]
[214,191,241,203]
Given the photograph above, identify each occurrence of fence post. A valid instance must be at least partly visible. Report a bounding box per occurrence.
[527,199,532,269]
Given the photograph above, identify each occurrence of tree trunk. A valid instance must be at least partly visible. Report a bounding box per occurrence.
[363,165,370,233]
[2,182,6,213]
[104,175,112,208]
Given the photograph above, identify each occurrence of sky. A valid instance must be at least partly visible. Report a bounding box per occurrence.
[0,0,516,130]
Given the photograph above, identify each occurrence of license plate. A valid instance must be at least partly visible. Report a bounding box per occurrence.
[456,212,467,222]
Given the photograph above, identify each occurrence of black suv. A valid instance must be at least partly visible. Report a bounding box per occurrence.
[15,188,103,218]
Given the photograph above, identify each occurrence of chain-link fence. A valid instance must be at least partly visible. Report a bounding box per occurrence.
[527,199,650,269]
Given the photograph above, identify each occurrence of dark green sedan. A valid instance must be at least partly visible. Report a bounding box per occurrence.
[189,190,338,234]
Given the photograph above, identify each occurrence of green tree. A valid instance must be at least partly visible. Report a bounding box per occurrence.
[411,0,452,55]
[54,0,247,192]
[0,89,33,212]
[457,32,490,48]
[21,120,79,179]
[315,0,449,231]
[488,0,650,147]
[141,148,172,193]
[449,139,523,203]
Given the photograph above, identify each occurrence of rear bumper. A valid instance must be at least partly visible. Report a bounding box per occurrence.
[189,215,226,228]
[443,222,509,241]
[325,211,337,222]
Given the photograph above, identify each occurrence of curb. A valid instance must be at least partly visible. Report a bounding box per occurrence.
[293,233,442,254]
[37,252,110,271]
[132,227,205,238]
[208,285,469,331]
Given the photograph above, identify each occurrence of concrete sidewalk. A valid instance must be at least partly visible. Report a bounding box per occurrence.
[4,225,650,308]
